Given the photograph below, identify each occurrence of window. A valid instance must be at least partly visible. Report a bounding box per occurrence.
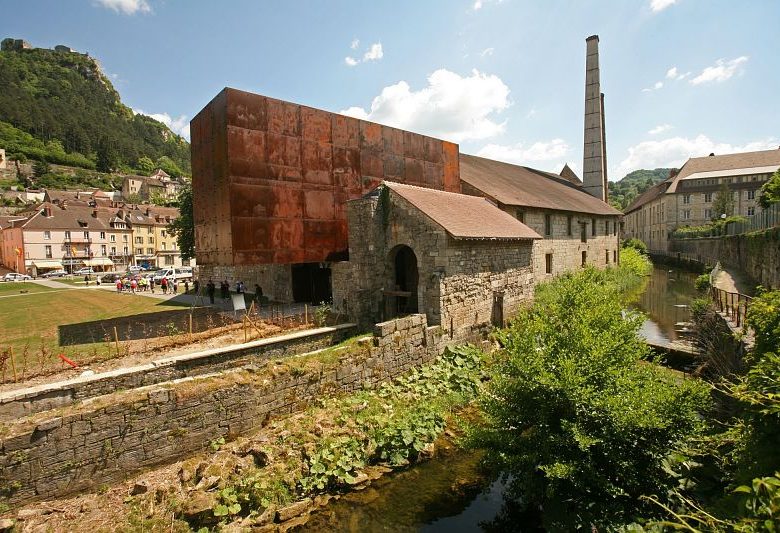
[613,250,617,263]
[682,209,691,220]
[161,242,167,250]
[581,251,587,266]
[122,235,128,242]
[704,192,713,202]
[135,237,143,244]
[165,255,175,266]
[161,230,167,237]
[704,208,713,219]
[148,237,155,244]
[83,231,89,239]
[182,259,191,267]
[44,231,51,240]
[64,231,71,240]
[580,222,587,243]
[544,214,552,236]
[614,220,618,236]
[545,253,553,274]
[591,218,596,236]
[123,246,129,255]
[135,248,143,255]
[605,250,610,264]
[683,194,691,205]
[147,248,154,255]
[147,227,153,234]
[110,235,116,242]
[605,220,610,235]
[748,190,756,200]
[44,245,52,259]
[100,245,107,256]
[99,232,105,239]
[748,206,755,216]
[110,246,116,255]
[567,215,573,236]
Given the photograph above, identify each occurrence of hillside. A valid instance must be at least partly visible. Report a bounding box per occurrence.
[0,40,190,178]
[609,168,672,211]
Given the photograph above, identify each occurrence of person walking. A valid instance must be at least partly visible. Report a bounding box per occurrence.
[207,279,216,305]
[116,279,122,293]
[221,280,229,300]
[130,277,137,294]
[184,280,190,294]
[193,279,200,295]
[161,277,168,295]
[254,284,263,304]
[172,279,178,294]
[150,277,155,294]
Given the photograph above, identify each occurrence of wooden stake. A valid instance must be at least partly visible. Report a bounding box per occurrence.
[243,316,248,343]
[189,314,193,340]
[304,304,308,325]
[113,326,120,356]
[10,347,17,383]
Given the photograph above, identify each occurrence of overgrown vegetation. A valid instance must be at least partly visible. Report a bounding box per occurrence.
[673,215,749,239]
[168,185,194,260]
[623,236,650,255]
[0,46,190,175]
[651,289,780,530]
[468,259,710,529]
[609,168,672,210]
[758,168,780,209]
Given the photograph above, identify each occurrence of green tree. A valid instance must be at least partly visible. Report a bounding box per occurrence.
[32,158,50,177]
[96,139,118,173]
[168,185,194,260]
[758,168,780,209]
[135,156,155,174]
[469,266,709,529]
[125,192,143,205]
[155,155,184,178]
[712,183,735,218]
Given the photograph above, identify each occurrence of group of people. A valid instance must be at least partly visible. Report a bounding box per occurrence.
[114,275,190,295]
[203,279,263,305]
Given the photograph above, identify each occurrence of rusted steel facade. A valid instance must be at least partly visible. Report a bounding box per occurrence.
[191,88,461,267]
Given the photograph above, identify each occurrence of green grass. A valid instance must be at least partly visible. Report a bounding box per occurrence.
[0,282,57,296]
[0,289,188,376]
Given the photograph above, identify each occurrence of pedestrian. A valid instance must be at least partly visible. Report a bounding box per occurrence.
[172,280,178,294]
[84,274,90,287]
[235,280,242,294]
[116,279,122,293]
[221,280,229,300]
[193,279,200,295]
[207,279,216,305]
[184,280,190,294]
[130,277,137,294]
[254,284,263,304]
[161,277,168,295]
[150,277,155,294]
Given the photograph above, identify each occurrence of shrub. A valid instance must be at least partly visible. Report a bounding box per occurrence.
[622,237,649,255]
[618,246,653,278]
[469,267,710,529]
[694,273,711,291]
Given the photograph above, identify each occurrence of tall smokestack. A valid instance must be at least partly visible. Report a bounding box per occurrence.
[582,35,607,202]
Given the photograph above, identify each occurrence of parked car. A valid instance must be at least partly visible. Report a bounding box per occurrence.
[152,267,193,284]
[72,267,95,276]
[3,273,32,282]
[41,269,67,278]
[128,265,146,273]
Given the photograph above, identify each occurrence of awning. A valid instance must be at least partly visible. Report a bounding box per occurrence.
[84,258,115,267]
[31,260,64,269]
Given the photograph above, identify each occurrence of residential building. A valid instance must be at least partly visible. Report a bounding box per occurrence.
[126,205,192,269]
[121,170,186,203]
[624,148,780,251]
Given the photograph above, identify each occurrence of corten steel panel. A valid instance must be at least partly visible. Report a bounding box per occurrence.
[192,87,462,266]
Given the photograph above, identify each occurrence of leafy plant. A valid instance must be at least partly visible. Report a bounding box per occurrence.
[213,487,241,518]
[695,273,711,292]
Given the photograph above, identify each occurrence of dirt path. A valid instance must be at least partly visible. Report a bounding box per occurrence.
[713,266,756,295]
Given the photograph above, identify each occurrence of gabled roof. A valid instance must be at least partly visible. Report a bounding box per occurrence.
[458,154,621,216]
[384,181,541,240]
[667,148,780,193]
[624,179,672,214]
[559,163,583,185]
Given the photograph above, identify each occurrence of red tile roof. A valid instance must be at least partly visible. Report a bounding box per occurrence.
[384,181,541,240]
[458,154,621,216]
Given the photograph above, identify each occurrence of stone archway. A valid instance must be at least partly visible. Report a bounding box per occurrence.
[387,244,419,317]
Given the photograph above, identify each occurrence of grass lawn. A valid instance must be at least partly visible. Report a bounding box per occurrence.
[0,282,57,296]
[0,289,188,375]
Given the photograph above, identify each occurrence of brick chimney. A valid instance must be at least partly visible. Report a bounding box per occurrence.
[43,206,52,217]
[582,35,608,203]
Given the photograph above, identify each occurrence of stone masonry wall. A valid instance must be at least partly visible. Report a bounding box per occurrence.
[670,228,780,289]
[0,314,447,508]
[196,263,293,303]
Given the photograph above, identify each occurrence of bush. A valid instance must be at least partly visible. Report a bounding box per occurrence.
[469,267,710,529]
[622,237,649,255]
[694,273,711,291]
[618,246,653,278]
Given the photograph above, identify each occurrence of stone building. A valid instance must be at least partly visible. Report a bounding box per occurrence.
[624,148,780,251]
[333,182,540,336]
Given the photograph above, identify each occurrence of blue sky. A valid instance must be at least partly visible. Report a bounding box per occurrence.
[2,0,778,180]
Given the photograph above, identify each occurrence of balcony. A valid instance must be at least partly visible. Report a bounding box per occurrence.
[64,237,92,244]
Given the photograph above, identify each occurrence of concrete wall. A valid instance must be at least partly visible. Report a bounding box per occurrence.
[670,227,780,289]
[196,263,293,303]
[0,314,448,507]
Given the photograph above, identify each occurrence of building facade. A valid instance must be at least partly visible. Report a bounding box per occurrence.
[624,149,780,251]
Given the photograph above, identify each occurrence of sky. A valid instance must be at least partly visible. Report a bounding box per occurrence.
[2,0,778,181]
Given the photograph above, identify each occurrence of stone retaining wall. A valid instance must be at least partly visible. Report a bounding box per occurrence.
[0,314,450,507]
[0,324,356,421]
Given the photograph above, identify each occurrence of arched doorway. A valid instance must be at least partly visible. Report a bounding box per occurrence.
[387,245,419,317]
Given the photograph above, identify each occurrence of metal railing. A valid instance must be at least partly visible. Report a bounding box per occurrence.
[710,285,752,329]
[725,202,780,235]
[648,250,708,268]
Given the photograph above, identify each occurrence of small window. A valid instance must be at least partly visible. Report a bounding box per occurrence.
[110,235,116,242]
[704,192,713,202]
[605,250,610,264]
[136,248,143,255]
[100,231,106,239]
[64,231,71,239]
[613,250,617,263]
[44,245,52,259]
[567,215,573,236]
[544,214,552,236]
[747,206,755,216]
[147,248,154,255]
[110,246,116,255]
[580,222,587,243]
[545,253,553,274]
[100,245,107,256]
[123,246,129,255]
[581,251,587,266]
[748,190,756,200]
[683,194,691,205]
[591,218,596,236]
[605,220,610,235]
[122,235,128,242]
[83,231,89,239]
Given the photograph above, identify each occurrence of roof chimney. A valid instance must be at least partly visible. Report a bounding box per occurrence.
[582,35,608,203]
[92,209,98,218]
[43,206,52,217]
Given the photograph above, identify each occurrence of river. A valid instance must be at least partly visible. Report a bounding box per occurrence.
[296,265,700,532]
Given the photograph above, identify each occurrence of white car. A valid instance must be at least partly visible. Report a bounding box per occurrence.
[73,267,95,276]
[152,267,193,284]
[3,273,32,282]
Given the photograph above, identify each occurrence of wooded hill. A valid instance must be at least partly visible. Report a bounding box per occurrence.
[609,168,672,211]
[0,42,190,177]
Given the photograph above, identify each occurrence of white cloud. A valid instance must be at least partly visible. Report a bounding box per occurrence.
[133,108,190,140]
[473,0,483,10]
[613,134,778,179]
[93,0,150,15]
[665,66,691,81]
[690,56,749,85]
[477,139,570,166]
[650,0,677,12]
[363,43,383,62]
[642,80,664,92]
[480,47,494,57]
[340,68,510,143]
[648,124,673,135]
[344,56,358,67]
[350,38,360,50]
[472,0,504,11]
[526,107,538,119]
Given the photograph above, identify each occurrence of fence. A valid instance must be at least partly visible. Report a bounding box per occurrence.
[648,250,708,270]
[673,203,780,239]
[710,285,752,329]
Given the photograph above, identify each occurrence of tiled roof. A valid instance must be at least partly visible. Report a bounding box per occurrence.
[667,148,780,193]
[623,179,671,214]
[559,163,583,185]
[458,154,621,216]
[384,181,541,240]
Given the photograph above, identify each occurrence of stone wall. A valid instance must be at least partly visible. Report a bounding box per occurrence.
[0,315,445,507]
[670,227,780,289]
[196,263,293,303]
[0,324,356,421]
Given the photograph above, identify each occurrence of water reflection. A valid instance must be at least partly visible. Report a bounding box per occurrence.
[633,266,699,343]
